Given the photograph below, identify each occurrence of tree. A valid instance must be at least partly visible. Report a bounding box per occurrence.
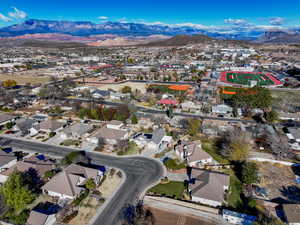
[242,162,259,185]
[229,140,250,162]
[61,151,89,165]
[233,87,272,109]
[131,114,138,124]
[44,170,56,179]
[264,110,278,123]
[166,107,174,118]
[85,178,96,190]
[0,172,35,212]
[121,86,132,94]
[218,129,252,162]
[187,119,201,136]
[5,122,14,129]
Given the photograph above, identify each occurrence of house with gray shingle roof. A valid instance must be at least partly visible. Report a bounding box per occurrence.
[35,120,65,133]
[26,210,56,225]
[175,141,213,167]
[0,113,17,126]
[42,164,104,200]
[188,168,229,207]
[60,123,94,139]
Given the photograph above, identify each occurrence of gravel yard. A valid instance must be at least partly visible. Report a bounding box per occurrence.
[258,162,300,203]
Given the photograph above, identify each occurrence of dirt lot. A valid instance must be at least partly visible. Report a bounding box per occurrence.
[257,162,300,203]
[0,73,49,85]
[97,81,148,93]
[68,172,122,225]
[144,206,218,225]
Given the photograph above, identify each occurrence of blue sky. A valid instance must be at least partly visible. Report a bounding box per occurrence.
[0,0,300,28]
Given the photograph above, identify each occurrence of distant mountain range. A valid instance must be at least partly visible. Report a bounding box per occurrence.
[0,19,300,45]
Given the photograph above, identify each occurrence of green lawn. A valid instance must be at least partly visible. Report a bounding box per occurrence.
[227,173,243,209]
[163,158,186,170]
[226,72,274,86]
[148,181,186,199]
[200,138,229,164]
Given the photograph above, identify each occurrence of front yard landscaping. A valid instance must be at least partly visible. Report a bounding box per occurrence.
[163,158,186,170]
[200,137,230,164]
[60,139,81,147]
[147,181,186,199]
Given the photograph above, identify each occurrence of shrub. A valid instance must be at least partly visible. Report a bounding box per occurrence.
[163,159,186,170]
[72,190,89,206]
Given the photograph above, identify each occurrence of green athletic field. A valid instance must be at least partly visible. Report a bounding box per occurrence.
[225,72,275,86]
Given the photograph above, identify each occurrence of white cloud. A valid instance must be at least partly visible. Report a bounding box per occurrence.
[99,16,108,20]
[8,7,27,19]
[0,13,11,22]
[118,17,127,23]
[269,17,285,26]
[224,18,249,26]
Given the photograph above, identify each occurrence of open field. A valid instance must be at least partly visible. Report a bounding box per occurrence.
[271,89,300,112]
[0,74,49,85]
[144,206,218,225]
[220,71,281,86]
[257,162,300,203]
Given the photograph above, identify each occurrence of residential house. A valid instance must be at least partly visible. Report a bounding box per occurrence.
[0,113,17,127]
[92,89,110,99]
[132,128,172,151]
[31,114,48,122]
[222,209,256,225]
[283,204,300,225]
[286,128,300,152]
[61,123,94,139]
[35,120,65,133]
[168,116,187,129]
[15,118,37,136]
[279,112,300,121]
[88,121,128,145]
[180,101,201,112]
[0,148,18,177]
[42,163,104,200]
[188,169,230,207]
[109,92,130,101]
[26,210,56,225]
[0,154,56,183]
[212,104,233,115]
[157,99,178,107]
[175,141,213,167]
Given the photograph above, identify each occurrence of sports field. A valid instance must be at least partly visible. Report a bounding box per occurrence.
[220,71,282,86]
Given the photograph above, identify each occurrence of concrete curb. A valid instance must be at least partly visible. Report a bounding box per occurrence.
[87,170,127,225]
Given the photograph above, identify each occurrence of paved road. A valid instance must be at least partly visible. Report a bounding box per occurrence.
[67,97,256,123]
[0,136,164,225]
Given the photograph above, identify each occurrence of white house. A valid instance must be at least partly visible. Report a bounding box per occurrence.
[131,128,172,151]
[212,104,233,115]
[175,141,213,167]
[87,121,128,145]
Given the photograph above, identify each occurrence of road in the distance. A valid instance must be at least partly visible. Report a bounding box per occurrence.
[67,97,256,124]
[0,136,164,225]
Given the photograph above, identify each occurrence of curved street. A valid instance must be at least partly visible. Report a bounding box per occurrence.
[0,136,165,225]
